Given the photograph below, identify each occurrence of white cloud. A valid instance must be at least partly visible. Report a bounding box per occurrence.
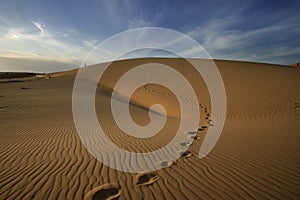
[0,18,98,71]
[187,17,300,64]
[127,11,165,29]
[128,17,153,29]
[31,21,46,36]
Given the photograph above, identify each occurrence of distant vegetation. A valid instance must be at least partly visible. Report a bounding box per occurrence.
[0,72,42,79]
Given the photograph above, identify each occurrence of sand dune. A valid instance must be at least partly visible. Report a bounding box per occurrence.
[290,62,300,68]
[1,58,300,199]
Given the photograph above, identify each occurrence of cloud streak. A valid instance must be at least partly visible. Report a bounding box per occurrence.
[31,21,46,36]
[0,18,97,72]
[187,15,300,65]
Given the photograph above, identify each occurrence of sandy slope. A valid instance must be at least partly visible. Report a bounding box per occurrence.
[0,58,300,199]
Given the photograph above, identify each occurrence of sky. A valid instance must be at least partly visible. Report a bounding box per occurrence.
[0,0,299,72]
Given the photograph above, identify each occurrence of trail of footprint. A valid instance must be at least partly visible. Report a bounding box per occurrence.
[162,121,208,168]
[84,183,121,200]
[144,85,199,105]
[135,173,159,186]
[159,105,211,169]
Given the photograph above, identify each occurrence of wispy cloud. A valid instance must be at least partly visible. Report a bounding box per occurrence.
[128,11,164,29]
[0,17,97,71]
[187,15,300,64]
[128,16,153,29]
[31,20,46,36]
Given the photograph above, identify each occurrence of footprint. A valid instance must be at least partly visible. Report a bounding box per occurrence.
[295,103,300,115]
[84,183,121,200]
[135,173,159,186]
[191,135,200,140]
[187,131,197,135]
[180,151,192,158]
[198,125,208,131]
[161,160,176,168]
[179,141,191,148]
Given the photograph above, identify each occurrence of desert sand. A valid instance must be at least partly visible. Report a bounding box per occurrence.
[0,58,300,199]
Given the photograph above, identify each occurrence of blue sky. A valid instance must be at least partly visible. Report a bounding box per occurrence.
[0,0,299,72]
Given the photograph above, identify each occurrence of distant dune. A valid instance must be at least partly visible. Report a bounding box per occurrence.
[290,62,300,68]
[0,58,299,199]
